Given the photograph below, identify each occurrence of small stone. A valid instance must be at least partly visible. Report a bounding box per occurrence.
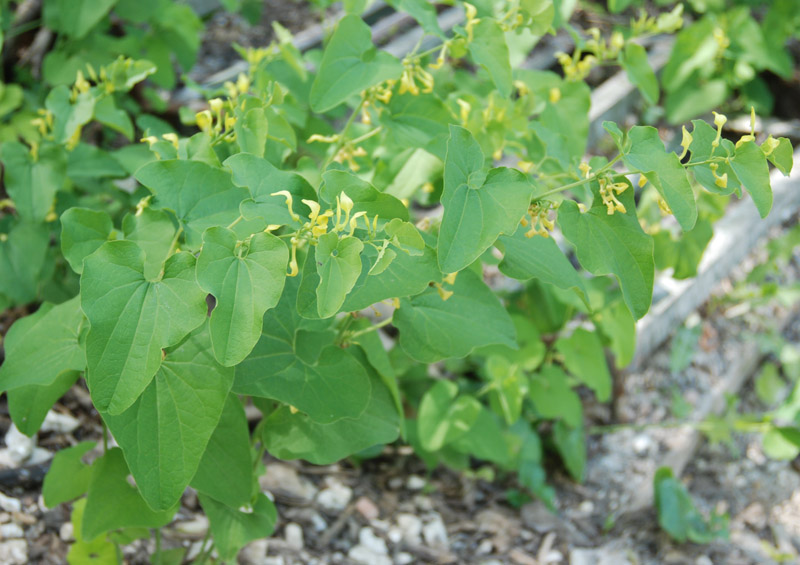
[395,552,414,565]
[422,514,448,549]
[413,495,433,511]
[11,512,35,526]
[175,516,209,537]
[348,545,392,565]
[260,464,317,503]
[59,522,75,543]
[41,411,80,434]
[309,511,327,532]
[388,477,404,490]
[284,523,304,551]
[239,539,269,564]
[0,494,20,514]
[632,434,653,457]
[406,475,426,491]
[3,426,35,465]
[0,523,24,539]
[477,539,493,554]
[740,502,767,530]
[570,545,636,565]
[358,527,388,554]
[480,560,504,565]
[263,558,285,565]
[355,496,379,520]
[396,513,422,544]
[316,481,352,513]
[387,526,402,544]
[0,540,27,565]
[509,548,539,565]
[695,557,713,565]
[521,502,561,533]
[578,501,594,516]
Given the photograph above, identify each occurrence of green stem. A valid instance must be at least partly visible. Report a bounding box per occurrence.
[347,316,394,341]
[350,126,383,145]
[535,154,625,200]
[168,226,184,256]
[102,424,109,452]
[325,97,367,168]
[226,215,244,230]
[154,529,162,561]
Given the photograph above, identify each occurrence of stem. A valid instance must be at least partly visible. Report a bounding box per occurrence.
[350,126,383,145]
[154,529,162,561]
[347,316,394,341]
[168,226,184,256]
[226,215,244,230]
[325,97,367,168]
[535,154,626,200]
[102,424,109,452]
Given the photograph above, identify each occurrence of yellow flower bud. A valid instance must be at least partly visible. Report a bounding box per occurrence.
[236,73,250,95]
[679,125,692,159]
[162,133,179,149]
[307,133,339,144]
[456,99,471,124]
[349,211,367,236]
[422,182,435,194]
[579,162,592,178]
[339,191,354,216]
[761,135,780,156]
[443,272,458,285]
[209,98,224,114]
[271,190,300,222]
[549,87,561,104]
[518,160,534,174]
[302,199,321,224]
[196,110,213,132]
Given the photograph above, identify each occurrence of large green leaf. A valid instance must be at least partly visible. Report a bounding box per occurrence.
[261,349,401,464]
[558,188,654,319]
[553,421,585,482]
[81,242,207,415]
[43,441,96,507]
[0,296,85,391]
[554,328,612,401]
[314,233,364,318]
[380,94,451,159]
[468,19,512,98]
[225,153,316,226]
[687,120,739,196]
[8,371,79,437]
[654,467,728,543]
[622,126,697,231]
[197,227,288,366]
[134,160,249,248]
[234,278,370,423]
[122,207,177,281]
[417,381,481,452]
[45,0,118,38]
[0,222,50,305]
[621,42,659,105]
[320,170,410,222]
[497,226,587,301]
[191,394,254,508]
[199,493,277,562]
[82,448,177,540]
[386,0,444,37]
[529,365,582,428]
[1,142,66,223]
[438,126,533,273]
[394,268,517,362]
[730,140,772,218]
[309,15,402,112]
[102,327,233,511]
[61,208,114,274]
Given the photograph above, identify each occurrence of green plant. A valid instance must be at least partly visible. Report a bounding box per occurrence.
[654,466,729,543]
[0,0,795,560]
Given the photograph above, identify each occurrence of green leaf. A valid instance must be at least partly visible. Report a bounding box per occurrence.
[122,207,177,281]
[558,190,654,320]
[82,448,177,541]
[61,208,114,274]
[309,15,402,112]
[1,141,66,223]
[66,499,118,565]
[386,0,444,37]
[450,407,512,467]
[43,441,96,507]
[622,126,696,231]
[45,87,96,145]
[197,228,288,366]
[755,363,784,406]
[380,94,451,158]
[687,120,739,196]
[199,493,277,562]
[497,226,587,302]
[485,355,526,425]
[191,394,254,508]
[438,126,533,273]
[665,79,728,125]
[102,326,233,511]
[554,328,612,401]
[320,170,410,222]
[654,467,728,543]
[342,244,441,311]
[134,160,249,248]
[81,242,207,415]
[8,371,79,436]
[763,426,800,460]
[766,137,793,176]
[315,233,364,318]
[594,299,636,368]
[553,420,585,482]
[261,349,401,464]
[730,140,772,218]
[0,222,51,305]
[234,277,370,423]
[468,19,512,98]
[417,381,481,452]
[225,153,316,226]
[234,107,268,157]
[46,0,118,38]
[0,296,85,391]
[395,268,517,362]
[621,42,659,105]
[529,365,582,428]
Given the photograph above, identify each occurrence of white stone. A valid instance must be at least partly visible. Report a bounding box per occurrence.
[0,523,23,539]
[544,550,564,563]
[578,500,594,516]
[263,558,285,565]
[309,511,327,532]
[358,527,388,554]
[0,540,27,565]
[477,539,493,554]
[59,522,75,542]
[348,545,392,565]
[259,464,317,503]
[284,523,304,551]
[3,426,34,465]
[41,411,80,434]
[387,526,403,544]
[396,513,422,544]
[0,493,21,513]
[175,516,208,537]
[406,475,426,490]
[632,434,653,456]
[395,552,414,565]
[422,514,448,549]
[239,539,269,564]
[316,482,353,513]
[695,557,713,565]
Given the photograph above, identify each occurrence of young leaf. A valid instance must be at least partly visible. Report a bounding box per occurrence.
[529,365,583,428]
[122,207,177,281]
[394,268,517,362]
[621,42,659,105]
[82,448,178,541]
[66,499,118,565]
[43,441,96,507]
[468,19,513,98]
[558,188,654,320]
[0,222,50,305]
[0,142,66,223]
[417,381,481,451]
[81,242,207,415]
[438,126,533,273]
[380,94,451,159]
[199,493,277,562]
[234,107,268,157]
[553,420,586,482]
[386,0,444,37]
[654,467,728,543]
[60,208,114,274]
[730,140,772,218]
[102,326,234,511]
[197,227,288,366]
[320,170,409,222]
[44,0,118,39]
[8,371,79,437]
[554,328,612,402]
[0,296,85,391]
[765,137,793,175]
[315,233,364,318]
[309,15,402,112]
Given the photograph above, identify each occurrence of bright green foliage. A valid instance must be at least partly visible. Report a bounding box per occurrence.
[730,140,772,218]
[199,493,277,561]
[529,365,582,428]
[553,420,586,482]
[1,142,65,223]
[197,228,288,366]
[438,126,533,273]
[81,242,207,414]
[60,208,114,274]
[468,19,513,98]
[122,208,177,281]
[621,43,659,105]
[654,467,729,543]
[555,328,612,402]
[314,233,364,318]
[8,371,79,437]
[418,381,482,451]
[44,0,118,39]
[43,442,96,507]
[66,499,118,565]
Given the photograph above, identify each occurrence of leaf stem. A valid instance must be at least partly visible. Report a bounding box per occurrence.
[325,97,367,168]
[535,153,625,200]
[347,316,394,341]
[168,226,184,256]
[351,126,383,145]
[226,215,244,230]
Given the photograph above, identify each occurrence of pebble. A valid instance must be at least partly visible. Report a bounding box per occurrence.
[414,495,434,511]
[0,540,27,565]
[386,526,403,544]
[263,558,284,565]
[284,523,304,551]
[477,539,493,554]
[695,557,713,565]
[348,545,392,565]
[2,426,35,465]
[395,552,414,565]
[260,464,317,503]
[406,475,426,490]
[358,527,388,554]
[632,434,654,456]
[0,523,24,539]
[59,522,75,542]
[41,411,80,434]
[521,502,562,533]
[577,500,595,516]
[316,481,353,513]
[422,514,448,549]
[0,494,20,514]
[239,539,269,564]
[388,477,404,490]
[355,496,380,520]
[396,513,422,544]
[570,546,636,565]
[175,516,209,537]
